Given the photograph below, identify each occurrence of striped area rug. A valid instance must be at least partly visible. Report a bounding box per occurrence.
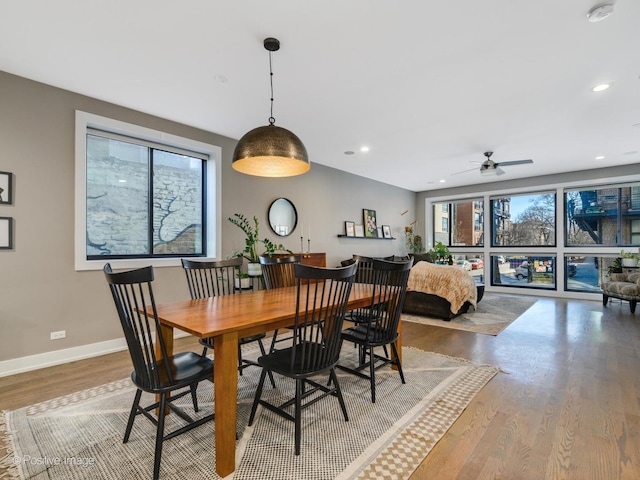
[1,345,498,479]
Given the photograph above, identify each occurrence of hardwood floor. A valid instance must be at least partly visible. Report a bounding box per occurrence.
[1,295,639,479]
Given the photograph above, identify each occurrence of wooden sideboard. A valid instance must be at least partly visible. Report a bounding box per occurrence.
[299,252,326,268]
[271,252,326,267]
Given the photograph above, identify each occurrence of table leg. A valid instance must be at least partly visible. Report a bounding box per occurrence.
[213,331,239,477]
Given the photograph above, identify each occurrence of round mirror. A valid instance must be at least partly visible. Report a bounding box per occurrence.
[268,198,297,237]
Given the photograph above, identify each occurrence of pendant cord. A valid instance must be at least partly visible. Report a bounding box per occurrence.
[268,50,275,125]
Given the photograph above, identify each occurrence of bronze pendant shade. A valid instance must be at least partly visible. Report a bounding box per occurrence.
[232,37,310,177]
[232,124,310,177]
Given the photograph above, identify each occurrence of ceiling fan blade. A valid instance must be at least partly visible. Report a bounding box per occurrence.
[496,167,506,175]
[451,167,478,175]
[496,159,533,167]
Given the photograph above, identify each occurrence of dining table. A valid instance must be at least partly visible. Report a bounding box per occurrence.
[151,281,403,477]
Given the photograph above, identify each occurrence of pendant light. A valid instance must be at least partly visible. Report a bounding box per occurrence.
[232,37,310,177]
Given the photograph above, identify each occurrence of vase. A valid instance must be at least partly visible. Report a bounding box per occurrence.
[234,277,251,289]
[622,258,638,268]
[247,262,262,276]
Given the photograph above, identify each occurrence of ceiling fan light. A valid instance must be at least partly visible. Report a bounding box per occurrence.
[480,167,498,176]
[232,125,310,177]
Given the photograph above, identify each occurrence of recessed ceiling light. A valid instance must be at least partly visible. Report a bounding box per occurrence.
[595,155,605,160]
[118,179,127,183]
[592,83,610,92]
[439,179,446,183]
[360,146,370,153]
[344,150,355,155]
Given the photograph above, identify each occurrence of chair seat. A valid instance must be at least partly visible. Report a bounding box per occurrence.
[342,324,398,347]
[132,352,213,393]
[259,342,337,377]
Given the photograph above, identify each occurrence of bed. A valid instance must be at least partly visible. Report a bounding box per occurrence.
[402,261,479,320]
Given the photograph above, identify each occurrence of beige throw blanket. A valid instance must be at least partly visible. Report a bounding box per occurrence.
[407,261,477,313]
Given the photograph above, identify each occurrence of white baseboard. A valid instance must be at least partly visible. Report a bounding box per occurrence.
[0,331,191,378]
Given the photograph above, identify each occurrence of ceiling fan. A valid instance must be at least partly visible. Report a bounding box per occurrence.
[453,151,534,176]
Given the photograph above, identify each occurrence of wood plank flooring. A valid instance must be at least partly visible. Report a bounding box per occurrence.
[1,295,639,479]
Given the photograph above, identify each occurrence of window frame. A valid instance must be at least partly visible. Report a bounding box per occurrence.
[75,111,221,271]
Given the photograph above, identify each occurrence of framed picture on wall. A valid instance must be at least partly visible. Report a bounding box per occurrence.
[377,226,383,238]
[0,217,13,249]
[344,221,355,237]
[354,224,365,237]
[0,172,12,205]
[382,225,392,238]
[363,209,378,237]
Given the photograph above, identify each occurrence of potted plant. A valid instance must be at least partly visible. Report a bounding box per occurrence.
[229,213,291,276]
[429,241,453,265]
[405,226,423,254]
[620,250,639,268]
[234,271,252,290]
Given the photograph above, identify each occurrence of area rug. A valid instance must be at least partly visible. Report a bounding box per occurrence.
[0,345,499,480]
[403,293,537,336]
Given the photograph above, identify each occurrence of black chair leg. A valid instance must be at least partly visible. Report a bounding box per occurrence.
[190,384,199,412]
[238,346,243,376]
[248,368,268,426]
[269,329,279,353]
[153,393,167,480]
[330,369,349,421]
[369,346,377,403]
[390,342,406,384]
[124,389,142,443]
[201,346,209,357]
[295,379,302,455]
[257,339,276,388]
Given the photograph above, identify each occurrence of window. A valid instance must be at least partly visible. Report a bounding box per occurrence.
[75,111,221,270]
[432,198,484,246]
[490,255,556,291]
[491,192,556,247]
[565,184,640,246]
[441,217,449,232]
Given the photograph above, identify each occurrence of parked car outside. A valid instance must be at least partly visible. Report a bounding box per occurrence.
[456,260,472,271]
[516,262,576,279]
[468,259,484,270]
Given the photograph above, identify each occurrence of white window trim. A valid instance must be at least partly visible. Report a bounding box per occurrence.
[75,111,222,271]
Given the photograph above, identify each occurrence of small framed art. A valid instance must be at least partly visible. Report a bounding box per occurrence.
[363,209,377,237]
[0,217,13,249]
[377,226,383,238]
[345,221,355,237]
[0,172,12,205]
[382,225,392,238]
[354,224,365,237]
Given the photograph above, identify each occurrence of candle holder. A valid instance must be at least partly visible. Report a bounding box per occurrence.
[300,236,304,252]
[307,239,311,253]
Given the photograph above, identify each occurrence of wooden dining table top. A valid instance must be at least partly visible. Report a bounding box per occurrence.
[152,282,378,338]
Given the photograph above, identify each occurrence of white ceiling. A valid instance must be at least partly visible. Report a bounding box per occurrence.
[1,1,639,192]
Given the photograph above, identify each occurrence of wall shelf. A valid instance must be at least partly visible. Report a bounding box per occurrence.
[337,235,396,240]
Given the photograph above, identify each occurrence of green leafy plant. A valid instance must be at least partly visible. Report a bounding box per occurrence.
[620,249,639,260]
[428,241,452,263]
[228,213,291,263]
[607,257,622,275]
[405,226,423,253]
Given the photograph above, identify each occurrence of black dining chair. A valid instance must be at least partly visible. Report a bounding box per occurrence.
[259,255,302,352]
[337,258,413,403]
[248,262,357,455]
[103,263,214,480]
[181,258,275,387]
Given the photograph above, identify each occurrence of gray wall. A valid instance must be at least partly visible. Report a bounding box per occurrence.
[0,71,415,364]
